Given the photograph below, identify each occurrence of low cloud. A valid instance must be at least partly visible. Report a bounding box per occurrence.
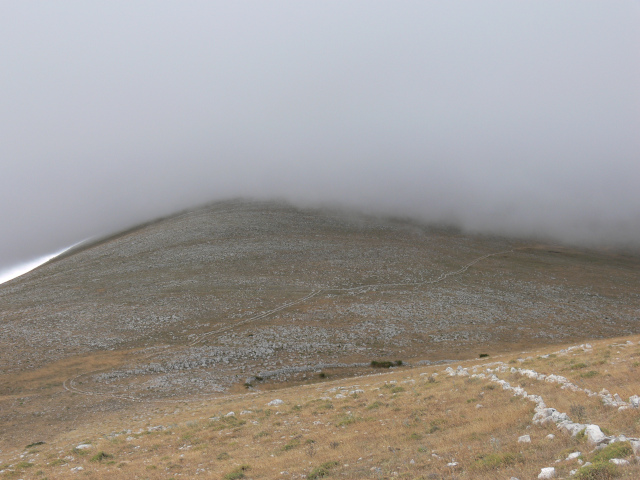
[1,1,639,273]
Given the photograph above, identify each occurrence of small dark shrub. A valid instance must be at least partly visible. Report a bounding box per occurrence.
[479,353,489,358]
[371,360,403,368]
[25,441,45,449]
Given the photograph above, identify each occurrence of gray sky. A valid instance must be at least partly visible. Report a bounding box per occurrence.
[1,1,639,275]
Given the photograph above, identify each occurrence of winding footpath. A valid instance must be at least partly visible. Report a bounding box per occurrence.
[62,249,515,402]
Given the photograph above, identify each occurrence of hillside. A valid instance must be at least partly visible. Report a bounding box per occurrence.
[0,199,639,478]
[2,336,640,479]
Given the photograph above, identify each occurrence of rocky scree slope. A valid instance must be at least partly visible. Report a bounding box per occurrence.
[0,199,638,404]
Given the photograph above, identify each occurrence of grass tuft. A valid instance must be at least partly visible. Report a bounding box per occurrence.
[223,464,250,480]
[210,415,246,430]
[574,462,619,480]
[90,451,113,462]
[308,461,339,479]
[571,362,589,370]
[592,441,633,463]
[282,438,301,451]
[471,452,522,471]
[336,414,359,427]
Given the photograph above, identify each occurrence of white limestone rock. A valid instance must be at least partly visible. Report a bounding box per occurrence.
[585,424,607,444]
[558,421,587,436]
[538,467,555,478]
[532,407,569,425]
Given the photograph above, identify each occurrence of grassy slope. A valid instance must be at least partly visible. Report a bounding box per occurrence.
[3,334,640,479]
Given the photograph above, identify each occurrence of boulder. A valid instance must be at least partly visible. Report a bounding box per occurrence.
[585,425,607,444]
[538,467,555,478]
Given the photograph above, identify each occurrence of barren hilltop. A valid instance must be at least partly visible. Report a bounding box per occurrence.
[1,199,639,479]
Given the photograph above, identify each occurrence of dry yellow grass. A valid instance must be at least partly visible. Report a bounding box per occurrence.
[2,335,640,479]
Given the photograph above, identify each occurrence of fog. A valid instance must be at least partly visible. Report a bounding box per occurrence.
[1,1,639,277]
